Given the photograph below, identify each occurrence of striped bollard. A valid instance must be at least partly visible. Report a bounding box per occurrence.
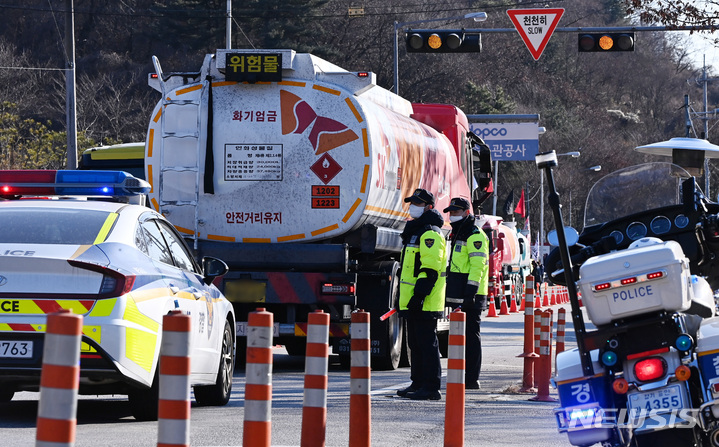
[530,310,557,402]
[444,310,466,447]
[301,310,330,447]
[533,309,542,355]
[556,308,566,354]
[157,310,191,447]
[518,276,539,393]
[244,308,274,447]
[349,310,371,447]
[36,309,82,447]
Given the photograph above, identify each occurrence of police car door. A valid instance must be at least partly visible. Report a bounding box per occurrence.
[140,219,215,376]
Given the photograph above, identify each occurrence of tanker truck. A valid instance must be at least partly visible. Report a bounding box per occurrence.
[144,49,491,369]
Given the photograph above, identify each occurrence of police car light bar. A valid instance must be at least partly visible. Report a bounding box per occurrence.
[0,170,151,197]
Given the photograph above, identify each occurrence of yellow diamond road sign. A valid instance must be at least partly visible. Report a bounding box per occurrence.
[507,8,564,61]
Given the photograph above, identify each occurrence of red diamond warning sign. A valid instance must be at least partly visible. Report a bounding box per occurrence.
[310,153,343,185]
[507,8,564,61]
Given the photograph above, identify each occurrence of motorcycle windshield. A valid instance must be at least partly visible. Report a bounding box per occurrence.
[583,162,692,228]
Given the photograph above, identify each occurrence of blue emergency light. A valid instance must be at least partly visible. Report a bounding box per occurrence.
[0,170,150,197]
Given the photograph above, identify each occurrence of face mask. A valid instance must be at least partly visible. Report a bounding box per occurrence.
[409,204,425,218]
[449,215,464,223]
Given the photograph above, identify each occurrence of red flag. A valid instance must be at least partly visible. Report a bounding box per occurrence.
[514,189,526,218]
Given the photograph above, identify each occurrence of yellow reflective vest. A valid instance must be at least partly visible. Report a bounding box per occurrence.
[446,225,489,305]
[399,227,447,313]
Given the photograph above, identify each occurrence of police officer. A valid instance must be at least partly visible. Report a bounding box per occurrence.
[396,188,447,401]
[444,197,489,390]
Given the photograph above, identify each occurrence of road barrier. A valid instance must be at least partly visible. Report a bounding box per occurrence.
[444,310,466,447]
[349,310,371,447]
[157,310,191,447]
[519,276,539,393]
[243,308,274,447]
[301,309,330,447]
[36,309,82,447]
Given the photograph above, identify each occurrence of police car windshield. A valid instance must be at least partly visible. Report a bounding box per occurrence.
[0,208,112,244]
[583,162,692,228]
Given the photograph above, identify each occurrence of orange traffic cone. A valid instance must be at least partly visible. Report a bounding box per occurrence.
[550,289,556,306]
[509,285,519,313]
[487,294,499,318]
[499,297,510,315]
[542,286,549,307]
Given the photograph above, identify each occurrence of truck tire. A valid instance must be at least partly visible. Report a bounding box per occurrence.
[369,261,403,371]
[358,261,403,371]
[194,319,234,406]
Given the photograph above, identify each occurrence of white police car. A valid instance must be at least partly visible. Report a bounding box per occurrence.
[0,170,235,420]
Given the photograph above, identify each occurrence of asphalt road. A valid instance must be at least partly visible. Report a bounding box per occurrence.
[0,303,577,446]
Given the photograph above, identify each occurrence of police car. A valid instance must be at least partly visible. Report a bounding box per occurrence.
[0,170,235,420]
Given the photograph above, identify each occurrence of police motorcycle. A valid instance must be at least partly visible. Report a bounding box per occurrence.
[537,151,719,447]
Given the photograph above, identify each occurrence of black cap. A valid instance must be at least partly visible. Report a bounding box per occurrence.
[443,197,471,213]
[404,188,434,205]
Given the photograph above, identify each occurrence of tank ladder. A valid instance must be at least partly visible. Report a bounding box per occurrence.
[151,56,204,249]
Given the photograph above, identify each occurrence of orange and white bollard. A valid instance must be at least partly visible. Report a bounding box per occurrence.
[301,310,330,447]
[518,276,539,393]
[243,308,274,447]
[36,309,82,447]
[533,309,542,356]
[530,310,557,402]
[349,310,371,447]
[157,310,192,447]
[444,310,466,447]
[556,308,566,354]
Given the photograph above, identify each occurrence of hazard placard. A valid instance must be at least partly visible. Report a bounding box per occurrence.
[506,8,564,61]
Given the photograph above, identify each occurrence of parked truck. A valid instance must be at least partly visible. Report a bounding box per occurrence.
[144,49,491,369]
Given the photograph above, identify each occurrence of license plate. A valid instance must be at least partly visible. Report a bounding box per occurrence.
[0,340,33,358]
[628,384,683,411]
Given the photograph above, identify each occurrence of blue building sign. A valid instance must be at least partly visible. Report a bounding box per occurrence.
[470,122,540,161]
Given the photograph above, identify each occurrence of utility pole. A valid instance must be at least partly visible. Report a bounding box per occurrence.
[687,58,719,198]
[65,0,77,169]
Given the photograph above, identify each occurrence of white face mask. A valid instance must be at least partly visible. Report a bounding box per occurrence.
[449,215,464,223]
[409,204,425,218]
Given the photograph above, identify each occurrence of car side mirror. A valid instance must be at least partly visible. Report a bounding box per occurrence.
[202,256,229,285]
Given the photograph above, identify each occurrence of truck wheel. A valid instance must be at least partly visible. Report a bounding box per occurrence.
[371,307,403,370]
[235,336,247,370]
[194,319,234,406]
[370,262,402,371]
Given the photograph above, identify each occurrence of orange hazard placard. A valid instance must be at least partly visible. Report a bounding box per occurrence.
[507,8,564,61]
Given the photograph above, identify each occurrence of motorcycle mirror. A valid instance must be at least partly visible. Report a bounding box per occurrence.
[547,227,579,247]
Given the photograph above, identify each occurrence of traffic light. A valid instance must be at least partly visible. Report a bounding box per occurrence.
[578,33,634,52]
[405,29,481,53]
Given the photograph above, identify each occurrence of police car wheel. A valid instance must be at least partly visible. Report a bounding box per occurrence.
[128,370,160,421]
[194,319,234,406]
